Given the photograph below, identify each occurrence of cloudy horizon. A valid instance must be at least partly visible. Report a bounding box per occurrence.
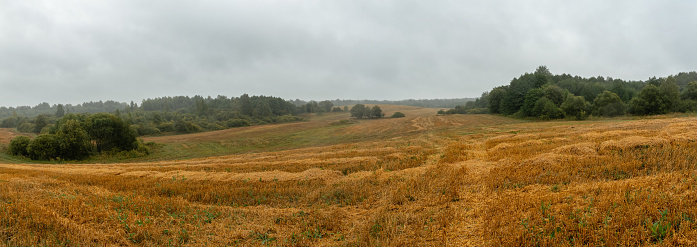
[1,0,696,107]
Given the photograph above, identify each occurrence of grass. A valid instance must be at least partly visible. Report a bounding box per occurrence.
[2,107,697,245]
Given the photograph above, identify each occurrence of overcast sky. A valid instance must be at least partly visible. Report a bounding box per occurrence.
[1,0,696,107]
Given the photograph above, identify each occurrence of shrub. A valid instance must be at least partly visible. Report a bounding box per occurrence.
[466,108,489,114]
[157,122,175,132]
[391,112,406,118]
[275,115,303,123]
[226,119,251,128]
[8,136,31,156]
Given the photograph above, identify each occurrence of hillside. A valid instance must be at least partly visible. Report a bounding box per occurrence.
[1,106,697,245]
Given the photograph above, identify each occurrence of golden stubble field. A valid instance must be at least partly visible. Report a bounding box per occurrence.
[2,106,697,246]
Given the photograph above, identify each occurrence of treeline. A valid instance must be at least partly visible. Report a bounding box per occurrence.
[1,94,308,136]
[8,113,147,161]
[291,98,474,109]
[0,101,127,120]
[446,66,697,119]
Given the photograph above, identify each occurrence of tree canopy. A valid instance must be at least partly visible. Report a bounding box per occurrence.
[445,66,697,119]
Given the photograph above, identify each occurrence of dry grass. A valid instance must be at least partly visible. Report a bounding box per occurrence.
[2,108,697,246]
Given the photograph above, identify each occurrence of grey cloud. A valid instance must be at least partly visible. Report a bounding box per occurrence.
[1,0,696,106]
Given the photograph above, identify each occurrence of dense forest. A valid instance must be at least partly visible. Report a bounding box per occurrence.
[445,66,697,119]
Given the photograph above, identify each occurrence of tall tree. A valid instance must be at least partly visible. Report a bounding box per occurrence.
[683,81,697,100]
[487,86,508,114]
[55,104,65,117]
[659,76,681,112]
[239,94,253,116]
[33,114,50,133]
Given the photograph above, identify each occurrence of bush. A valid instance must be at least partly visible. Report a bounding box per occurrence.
[226,119,251,128]
[174,119,203,133]
[275,115,303,123]
[466,108,489,114]
[8,136,31,156]
[157,122,175,132]
[134,123,162,136]
[391,112,406,118]
[27,134,61,160]
[17,122,35,133]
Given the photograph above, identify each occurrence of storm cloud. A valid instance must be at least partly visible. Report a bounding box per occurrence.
[1,0,696,107]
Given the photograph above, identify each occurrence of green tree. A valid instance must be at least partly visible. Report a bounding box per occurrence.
[195,100,209,116]
[487,86,508,114]
[534,65,552,88]
[55,104,65,117]
[659,76,681,112]
[593,91,626,117]
[350,104,367,119]
[391,112,406,118]
[33,114,50,133]
[319,101,334,112]
[533,97,565,119]
[520,88,545,117]
[501,74,536,115]
[27,134,61,160]
[561,95,590,120]
[85,113,138,152]
[542,84,566,106]
[8,136,31,156]
[683,81,697,100]
[239,94,253,116]
[629,85,666,115]
[257,103,273,117]
[17,122,34,133]
[370,105,384,119]
[363,106,372,119]
[56,119,92,160]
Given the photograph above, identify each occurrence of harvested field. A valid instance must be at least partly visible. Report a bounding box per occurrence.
[2,107,697,246]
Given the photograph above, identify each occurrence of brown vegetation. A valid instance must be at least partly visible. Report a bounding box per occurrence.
[2,107,697,246]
